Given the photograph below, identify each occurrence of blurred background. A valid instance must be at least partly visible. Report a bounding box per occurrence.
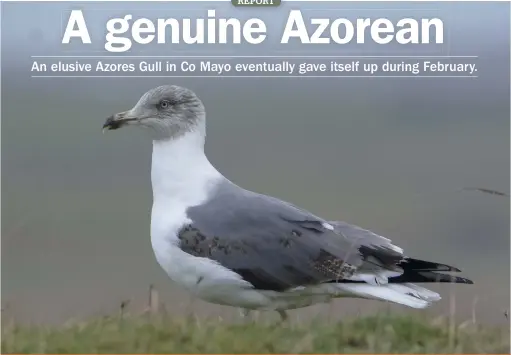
[1,1,509,325]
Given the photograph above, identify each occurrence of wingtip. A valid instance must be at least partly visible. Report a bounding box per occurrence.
[435,265,462,272]
[452,275,474,284]
[401,258,463,272]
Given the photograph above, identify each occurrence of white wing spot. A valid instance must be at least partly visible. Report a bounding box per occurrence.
[322,222,334,231]
[389,244,404,254]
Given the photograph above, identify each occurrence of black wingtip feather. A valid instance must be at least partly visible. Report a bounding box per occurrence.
[399,257,462,272]
[389,270,474,284]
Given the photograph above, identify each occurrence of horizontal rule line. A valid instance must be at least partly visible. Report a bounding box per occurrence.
[31,75,479,78]
[31,55,479,59]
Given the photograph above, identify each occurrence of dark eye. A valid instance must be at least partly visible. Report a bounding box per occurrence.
[159,100,170,109]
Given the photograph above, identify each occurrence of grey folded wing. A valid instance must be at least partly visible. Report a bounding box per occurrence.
[179,182,405,292]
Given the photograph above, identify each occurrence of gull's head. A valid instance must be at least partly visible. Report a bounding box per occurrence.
[103,85,205,140]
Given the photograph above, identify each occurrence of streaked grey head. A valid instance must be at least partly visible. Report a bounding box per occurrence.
[103,85,205,140]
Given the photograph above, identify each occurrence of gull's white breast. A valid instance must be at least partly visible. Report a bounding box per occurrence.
[149,134,272,308]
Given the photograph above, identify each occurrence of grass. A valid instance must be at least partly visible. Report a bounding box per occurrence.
[2,312,509,354]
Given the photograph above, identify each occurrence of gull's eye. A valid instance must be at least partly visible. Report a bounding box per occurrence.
[159,100,170,109]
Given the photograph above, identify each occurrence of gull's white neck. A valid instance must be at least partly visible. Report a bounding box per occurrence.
[151,129,221,206]
[149,128,222,285]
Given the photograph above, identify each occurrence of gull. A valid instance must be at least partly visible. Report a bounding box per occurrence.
[103,85,473,321]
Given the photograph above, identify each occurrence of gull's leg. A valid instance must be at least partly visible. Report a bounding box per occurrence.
[277,310,288,323]
[186,292,198,317]
[239,308,252,323]
[239,308,250,318]
[186,277,204,317]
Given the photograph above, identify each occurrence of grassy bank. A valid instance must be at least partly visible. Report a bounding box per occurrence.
[2,313,509,354]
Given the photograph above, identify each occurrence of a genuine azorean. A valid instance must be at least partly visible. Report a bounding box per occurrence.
[62,10,444,53]
[102,85,473,321]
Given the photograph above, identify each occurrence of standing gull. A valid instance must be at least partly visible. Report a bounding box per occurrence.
[103,85,473,320]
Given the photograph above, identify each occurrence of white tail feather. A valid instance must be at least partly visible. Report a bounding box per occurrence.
[333,283,441,309]
[393,283,442,302]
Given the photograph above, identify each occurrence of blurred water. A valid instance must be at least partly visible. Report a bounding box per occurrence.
[1,1,509,325]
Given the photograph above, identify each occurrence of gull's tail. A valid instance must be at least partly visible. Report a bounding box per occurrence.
[334,282,441,309]
[329,258,473,309]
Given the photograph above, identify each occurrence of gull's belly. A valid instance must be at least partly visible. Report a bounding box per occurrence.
[150,219,272,308]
